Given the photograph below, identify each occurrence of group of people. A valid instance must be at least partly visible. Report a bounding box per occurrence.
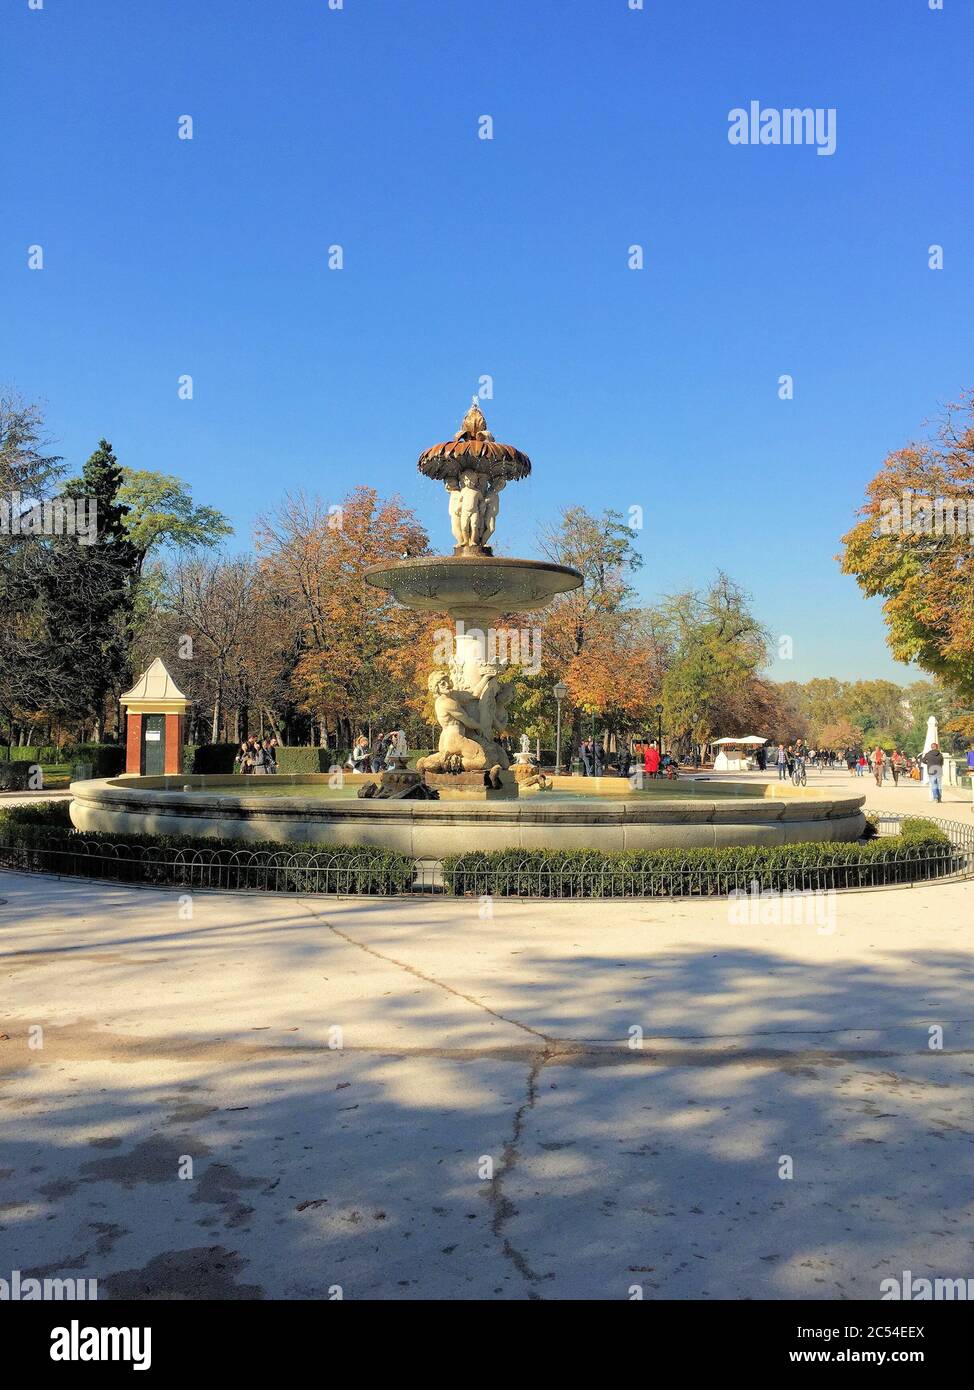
[346,731,407,775]
[771,742,853,776]
[773,739,810,779]
[577,737,607,776]
[636,739,679,779]
[234,736,279,774]
[855,744,945,801]
[574,738,678,780]
[771,739,947,800]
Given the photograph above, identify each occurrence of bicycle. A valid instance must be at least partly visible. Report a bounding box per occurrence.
[791,759,807,787]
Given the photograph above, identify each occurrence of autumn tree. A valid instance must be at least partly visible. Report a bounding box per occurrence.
[256,487,436,750]
[816,718,863,752]
[840,388,974,702]
[535,506,652,748]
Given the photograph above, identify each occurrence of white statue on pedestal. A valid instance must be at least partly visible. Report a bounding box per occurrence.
[514,732,534,766]
[921,714,939,783]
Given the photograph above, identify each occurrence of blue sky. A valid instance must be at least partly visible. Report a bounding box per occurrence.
[4,0,971,682]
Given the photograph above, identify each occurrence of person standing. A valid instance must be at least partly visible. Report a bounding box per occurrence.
[872,745,884,787]
[246,736,261,773]
[644,740,661,779]
[580,738,593,776]
[775,743,787,781]
[921,742,944,803]
[891,748,903,786]
[349,735,369,771]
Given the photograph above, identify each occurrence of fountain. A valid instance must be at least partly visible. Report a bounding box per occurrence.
[69,400,867,852]
[363,398,582,799]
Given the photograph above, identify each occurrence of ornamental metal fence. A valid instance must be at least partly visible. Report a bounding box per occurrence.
[0,838,415,896]
[0,814,972,898]
[439,817,974,899]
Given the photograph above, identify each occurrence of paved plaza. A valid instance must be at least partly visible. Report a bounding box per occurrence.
[1,772,972,1300]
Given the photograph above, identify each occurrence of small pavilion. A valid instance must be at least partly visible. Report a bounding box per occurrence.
[712,736,767,773]
[119,658,191,776]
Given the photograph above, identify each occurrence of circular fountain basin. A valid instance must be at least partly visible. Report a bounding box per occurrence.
[70,775,867,855]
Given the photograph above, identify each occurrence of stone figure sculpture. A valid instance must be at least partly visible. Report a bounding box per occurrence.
[416,666,513,778]
[457,469,487,548]
[443,469,508,551]
[481,477,505,546]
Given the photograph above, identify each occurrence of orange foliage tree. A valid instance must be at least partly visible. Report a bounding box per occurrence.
[840,389,974,702]
[256,487,441,749]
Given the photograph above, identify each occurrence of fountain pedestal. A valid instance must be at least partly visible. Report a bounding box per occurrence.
[424,769,519,801]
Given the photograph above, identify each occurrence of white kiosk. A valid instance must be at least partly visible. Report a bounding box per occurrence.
[712,736,767,772]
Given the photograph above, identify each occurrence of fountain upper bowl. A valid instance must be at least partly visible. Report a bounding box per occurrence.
[364,554,583,618]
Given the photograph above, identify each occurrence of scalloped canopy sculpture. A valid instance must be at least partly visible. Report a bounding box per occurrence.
[416,399,532,483]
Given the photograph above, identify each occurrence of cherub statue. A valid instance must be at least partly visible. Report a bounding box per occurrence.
[481,477,505,546]
[444,468,488,549]
[445,477,464,547]
[457,468,487,548]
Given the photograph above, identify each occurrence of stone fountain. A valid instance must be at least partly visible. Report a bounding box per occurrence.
[364,399,583,799]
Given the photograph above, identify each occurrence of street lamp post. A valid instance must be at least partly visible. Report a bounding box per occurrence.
[656,703,664,758]
[553,681,568,775]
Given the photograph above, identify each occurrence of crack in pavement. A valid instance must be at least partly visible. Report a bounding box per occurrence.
[296,901,562,1294]
[485,1044,567,1296]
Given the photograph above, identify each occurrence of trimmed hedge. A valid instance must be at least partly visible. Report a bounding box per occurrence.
[441,820,958,897]
[68,744,126,781]
[276,747,338,774]
[9,744,60,763]
[0,801,415,895]
[0,801,72,829]
[0,746,63,763]
[188,743,238,775]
